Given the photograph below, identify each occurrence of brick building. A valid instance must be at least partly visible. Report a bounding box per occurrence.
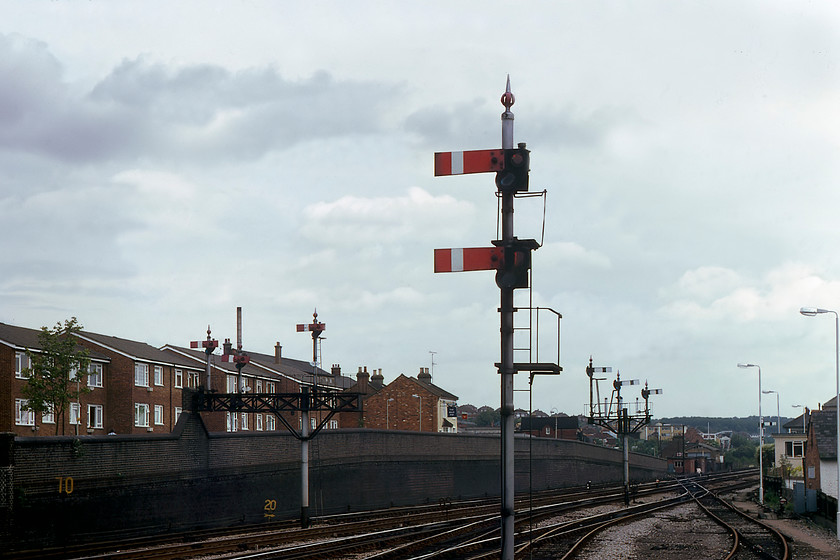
[342,367,458,432]
[1,322,112,437]
[518,415,581,440]
[2,320,353,437]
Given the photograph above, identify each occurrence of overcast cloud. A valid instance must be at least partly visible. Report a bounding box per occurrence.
[2,2,839,419]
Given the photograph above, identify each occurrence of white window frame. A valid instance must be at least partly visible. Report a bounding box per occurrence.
[256,380,263,393]
[134,403,150,427]
[241,413,249,430]
[15,399,35,426]
[87,404,103,429]
[256,414,263,431]
[226,411,238,432]
[87,363,103,388]
[70,402,81,425]
[154,404,164,425]
[174,407,182,424]
[266,415,275,431]
[42,405,55,425]
[154,365,164,386]
[227,375,237,393]
[174,369,183,388]
[135,363,149,387]
[267,381,275,393]
[15,352,29,378]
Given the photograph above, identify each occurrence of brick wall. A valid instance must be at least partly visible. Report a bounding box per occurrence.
[5,413,667,549]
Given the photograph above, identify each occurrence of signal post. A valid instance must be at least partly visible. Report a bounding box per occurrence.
[434,77,558,560]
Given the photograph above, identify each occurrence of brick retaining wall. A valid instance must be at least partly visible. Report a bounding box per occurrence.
[4,412,666,549]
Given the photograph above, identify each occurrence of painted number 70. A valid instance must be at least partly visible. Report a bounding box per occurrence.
[56,476,74,495]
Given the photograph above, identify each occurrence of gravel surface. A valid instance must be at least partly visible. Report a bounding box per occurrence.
[572,493,840,559]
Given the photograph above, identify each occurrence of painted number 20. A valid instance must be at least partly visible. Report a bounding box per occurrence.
[264,499,277,519]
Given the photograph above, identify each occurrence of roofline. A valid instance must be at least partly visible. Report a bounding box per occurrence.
[74,333,196,369]
[160,345,304,385]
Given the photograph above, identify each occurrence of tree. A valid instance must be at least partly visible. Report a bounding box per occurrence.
[21,318,91,435]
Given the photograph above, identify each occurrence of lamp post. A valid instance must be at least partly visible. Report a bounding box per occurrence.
[412,394,422,432]
[763,390,780,434]
[738,363,764,506]
[792,403,807,483]
[792,404,806,434]
[386,398,395,430]
[800,306,840,540]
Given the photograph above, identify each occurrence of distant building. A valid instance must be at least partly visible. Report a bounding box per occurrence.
[518,415,581,440]
[341,367,458,433]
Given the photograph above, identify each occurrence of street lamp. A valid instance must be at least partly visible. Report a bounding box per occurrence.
[792,404,807,483]
[738,363,764,505]
[792,404,806,434]
[800,306,840,540]
[411,394,422,432]
[386,398,395,430]
[763,390,780,434]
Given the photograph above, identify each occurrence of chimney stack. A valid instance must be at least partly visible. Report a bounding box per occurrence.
[418,366,432,385]
[223,338,233,356]
[331,364,341,378]
[274,343,282,364]
[357,366,369,394]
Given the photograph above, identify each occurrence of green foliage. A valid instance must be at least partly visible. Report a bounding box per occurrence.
[20,318,91,435]
[475,408,501,427]
[630,438,660,457]
[724,433,758,468]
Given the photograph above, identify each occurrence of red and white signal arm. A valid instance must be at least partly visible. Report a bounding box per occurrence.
[434,149,504,176]
[221,354,250,365]
[296,323,325,333]
[434,247,504,273]
[190,340,218,349]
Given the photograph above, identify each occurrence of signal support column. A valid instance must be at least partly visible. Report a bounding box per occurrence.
[301,386,310,528]
[498,77,516,560]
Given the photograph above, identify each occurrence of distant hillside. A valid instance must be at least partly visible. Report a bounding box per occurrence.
[656,416,791,436]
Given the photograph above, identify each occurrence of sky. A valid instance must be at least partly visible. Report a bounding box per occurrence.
[2,2,839,419]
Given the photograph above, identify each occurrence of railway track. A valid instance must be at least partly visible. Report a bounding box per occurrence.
[5,471,761,560]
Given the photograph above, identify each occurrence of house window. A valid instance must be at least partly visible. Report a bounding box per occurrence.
[256,414,264,431]
[329,420,338,430]
[134,403,150,427]
[15,352,29,378]
[241,413,249,430]
[189,371,199,388]
[266,415,276,431]
[42,405,55,425]
[174,407,182,424]
[256,380,263,393]
[154,365,164,386]
[785,440,806,458]
[70,402,81,425]
[227,375,237,393]
[174,369,183,388]
[154,405,164,425]
[226,411,239,432]
[87,363,103,388]
[267,382,275,393]
[135,364,149,387]
[87,404,103,429]
[15,399,35,426]
[545,426,551,435]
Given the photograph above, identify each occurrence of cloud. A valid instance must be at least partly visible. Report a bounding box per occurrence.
[0,35,405,164]
[302,187,476,247]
